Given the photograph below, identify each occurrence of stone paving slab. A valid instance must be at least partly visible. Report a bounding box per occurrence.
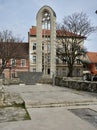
[6,84,97,108]
[0,84,97,130]
[0,107,96,130]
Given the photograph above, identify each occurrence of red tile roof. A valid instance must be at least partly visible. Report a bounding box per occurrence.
[87,52,97,63]
[29,26,51,36]
[29,26,36,36]
[29,26,84,38]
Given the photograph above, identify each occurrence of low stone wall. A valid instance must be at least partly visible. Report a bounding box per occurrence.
[3,78,21,85]
[55,77,97,92]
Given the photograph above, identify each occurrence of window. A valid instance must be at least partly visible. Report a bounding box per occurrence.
[11,59,16,66]
[21,59,26,67]
[63,57,67,64]
[33,43,36,50]
[33,56,36,64]
[11,73,15,78]
[33,68,36,72]
[48,44,50,51]
[77,59,81,64]
[42,11,51,29]
[62,68,67,76]
[96,64,97,70]
[77,69,80,76]
[42,43,44,50]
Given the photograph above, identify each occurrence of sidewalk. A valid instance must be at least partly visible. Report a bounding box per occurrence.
[0,84,97,130]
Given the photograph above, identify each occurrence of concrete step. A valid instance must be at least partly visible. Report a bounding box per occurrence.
[25,100,97,108]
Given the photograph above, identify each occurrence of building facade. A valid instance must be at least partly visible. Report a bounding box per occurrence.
[28,5,85,78]
[0,5,86,79]
[0,42,29,79]
[84,52,97,75]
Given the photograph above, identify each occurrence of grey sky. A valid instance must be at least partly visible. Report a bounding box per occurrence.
[0,0,97,51]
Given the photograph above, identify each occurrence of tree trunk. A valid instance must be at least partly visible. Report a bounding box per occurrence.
[0,68,4,76]
[67,65,73,77]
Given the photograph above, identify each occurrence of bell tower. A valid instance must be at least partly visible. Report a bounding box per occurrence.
[36,5,56,78]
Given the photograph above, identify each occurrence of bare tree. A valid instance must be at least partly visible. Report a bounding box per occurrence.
[0,29,23,76]
[0,29,23,42]
[56,12,97,77]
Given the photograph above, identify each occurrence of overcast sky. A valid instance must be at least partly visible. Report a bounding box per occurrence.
[0,0,97,52]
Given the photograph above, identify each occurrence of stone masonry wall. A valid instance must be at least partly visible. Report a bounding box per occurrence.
[55,77,97,92]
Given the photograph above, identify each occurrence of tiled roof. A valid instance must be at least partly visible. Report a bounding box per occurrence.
[29,26,51,36]
[87,52,97,63]
[29,26,37,36]
[29,26,84,38]
[0,42,29,59]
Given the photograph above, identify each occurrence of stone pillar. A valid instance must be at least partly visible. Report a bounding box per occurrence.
[36,12,42,72]
[50,15,56,78]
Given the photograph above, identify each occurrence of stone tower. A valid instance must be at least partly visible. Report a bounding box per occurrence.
[36,5,56,78]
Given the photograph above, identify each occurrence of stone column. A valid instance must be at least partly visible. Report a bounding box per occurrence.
[50,16,56,78]
[36,12,42,72]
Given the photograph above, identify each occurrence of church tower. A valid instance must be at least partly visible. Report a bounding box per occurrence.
[36,5,56,78]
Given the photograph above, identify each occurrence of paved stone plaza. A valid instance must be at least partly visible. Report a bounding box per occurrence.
[0,84,97,130]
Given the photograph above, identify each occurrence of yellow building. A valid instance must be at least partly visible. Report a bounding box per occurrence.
[28,6,85,78]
